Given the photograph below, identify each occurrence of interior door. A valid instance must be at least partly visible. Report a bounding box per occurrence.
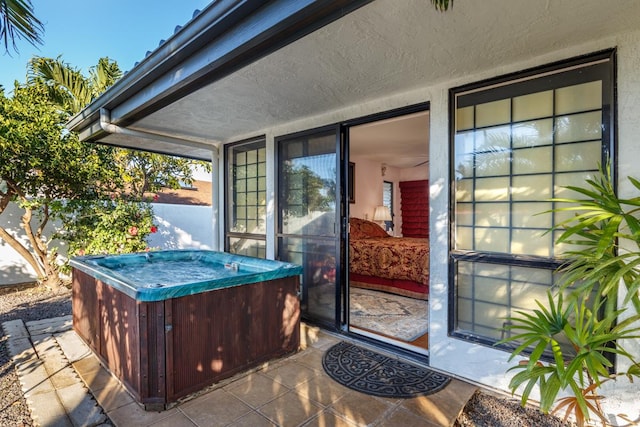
[276,126,343,328]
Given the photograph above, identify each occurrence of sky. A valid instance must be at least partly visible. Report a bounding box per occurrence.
[0,0,212,92]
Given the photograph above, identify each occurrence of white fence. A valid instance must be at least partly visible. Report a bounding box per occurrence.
[0,203,214,285]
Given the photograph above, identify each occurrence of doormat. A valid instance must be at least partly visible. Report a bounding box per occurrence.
[322,341,450,398]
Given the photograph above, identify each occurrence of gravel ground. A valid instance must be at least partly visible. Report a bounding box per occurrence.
[455,391,575,427]
[0,285,574,427]
[0,285,72,427]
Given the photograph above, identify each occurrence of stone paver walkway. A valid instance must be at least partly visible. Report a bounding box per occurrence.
[3,316,109,426]
[3,317,477,426]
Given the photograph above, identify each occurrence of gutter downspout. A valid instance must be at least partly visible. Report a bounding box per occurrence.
[99,108,219,152]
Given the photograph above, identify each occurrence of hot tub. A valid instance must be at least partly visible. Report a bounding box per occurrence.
[70,250,302,410]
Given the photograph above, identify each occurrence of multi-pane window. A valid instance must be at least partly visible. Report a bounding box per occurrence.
[225,138,267,258]
[450,51,614,344]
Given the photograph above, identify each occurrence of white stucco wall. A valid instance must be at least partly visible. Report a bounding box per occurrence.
[0,203,214,285]
[219,27,640,423]
[0,202,67,285]
[147,204,214,250]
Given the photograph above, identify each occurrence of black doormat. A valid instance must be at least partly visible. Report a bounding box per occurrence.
[322,341,450,398]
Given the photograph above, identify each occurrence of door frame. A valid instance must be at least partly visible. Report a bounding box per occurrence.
[275,124,344,331]
[341,102,430,351]
[273,102,431,350]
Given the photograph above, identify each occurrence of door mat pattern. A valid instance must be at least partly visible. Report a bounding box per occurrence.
[322,341,450,398]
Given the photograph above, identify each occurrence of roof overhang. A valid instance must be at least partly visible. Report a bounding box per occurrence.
[67,0,373,160]
[68,0,640,160]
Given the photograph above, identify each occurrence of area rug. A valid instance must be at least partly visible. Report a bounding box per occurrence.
[308,285,429,342]
[322,341,450,398]
[349,288,428,342]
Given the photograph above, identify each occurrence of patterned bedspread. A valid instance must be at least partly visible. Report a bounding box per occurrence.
[349,237,429,285]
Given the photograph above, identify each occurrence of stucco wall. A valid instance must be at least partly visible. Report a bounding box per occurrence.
[0,203,214,285]
[0,202,66,285]
[218,27,640,421]
[147,204,214,250]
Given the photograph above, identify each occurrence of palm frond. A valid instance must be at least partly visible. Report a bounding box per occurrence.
[430,0,453,12]
[89,57,122,98]
[27,56,93,113]
[0,0,43,53]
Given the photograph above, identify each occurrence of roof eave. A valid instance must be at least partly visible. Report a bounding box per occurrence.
[68,0,373,143]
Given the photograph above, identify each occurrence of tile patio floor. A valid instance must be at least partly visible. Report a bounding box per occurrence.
[3,316,477,427]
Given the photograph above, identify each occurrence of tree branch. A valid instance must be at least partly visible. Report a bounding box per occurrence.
[0,225,44,279]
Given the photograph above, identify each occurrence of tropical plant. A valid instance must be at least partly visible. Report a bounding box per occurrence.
[0,84,117,288]
[552,162,640,318]
[500,163,640,426]
[28,55,212,195]
[60,195,158,258]
[0,56,209,288]
[502,292,640,425]
[431,0,453,11]
[0,0,43,53]
[114,149,210,199]
[28,56,123,115]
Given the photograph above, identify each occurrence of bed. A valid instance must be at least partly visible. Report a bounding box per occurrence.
[349,218,429,300]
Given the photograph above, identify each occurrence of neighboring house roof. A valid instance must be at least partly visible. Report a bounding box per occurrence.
[153,180,212,206]
[67,1,640,158]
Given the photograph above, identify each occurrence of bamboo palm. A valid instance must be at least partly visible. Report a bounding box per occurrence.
[552,162,640,317]
[27,56,122,114]
[500,161,640,425]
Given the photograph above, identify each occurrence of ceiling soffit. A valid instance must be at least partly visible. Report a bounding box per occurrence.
[75,0,640,157]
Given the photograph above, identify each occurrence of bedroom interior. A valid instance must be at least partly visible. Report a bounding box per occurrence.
[348,110,430,353]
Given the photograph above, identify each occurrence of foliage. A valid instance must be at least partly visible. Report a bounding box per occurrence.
[500,163,640,426]
[28,56,123,115]
[0,0,43,54]
[283,163,334,216]
[502,292,640,425]
[430,0,453,12]
[60,195,158,258]
[552,162,640,318]
[0,55,208,288]
[0,83,116,288]
[115,150,211,198]
[28,54,212,199]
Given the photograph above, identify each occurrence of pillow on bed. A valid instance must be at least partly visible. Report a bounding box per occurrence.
[349,217,390,238]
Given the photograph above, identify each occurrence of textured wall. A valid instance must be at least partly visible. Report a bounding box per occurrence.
[0,203,214,286]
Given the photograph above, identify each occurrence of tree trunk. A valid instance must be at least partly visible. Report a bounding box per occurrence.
[0,204,62,290]
[0,225,45,279]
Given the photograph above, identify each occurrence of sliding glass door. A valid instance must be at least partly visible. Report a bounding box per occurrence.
[277,127,343,327]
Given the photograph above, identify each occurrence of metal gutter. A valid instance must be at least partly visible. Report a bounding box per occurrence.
[67,0,258,133]
[99,108,219,151]
[67,0,373,142]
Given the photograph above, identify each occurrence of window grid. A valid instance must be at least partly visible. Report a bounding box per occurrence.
[456,261,558,340]
[455,93,603,258]
[225,139,266,257]
[450,51,614,347]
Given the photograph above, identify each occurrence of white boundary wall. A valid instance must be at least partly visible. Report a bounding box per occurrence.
[0,203,214,285]
[147,204,214,250]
